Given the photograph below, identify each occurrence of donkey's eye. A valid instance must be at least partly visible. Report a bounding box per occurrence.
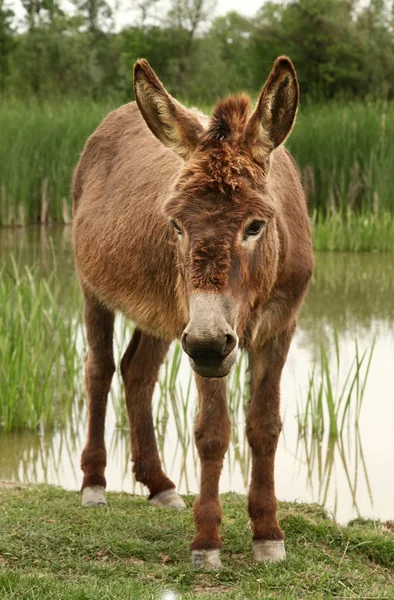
[244,220,265,240]
[170,219,182,235]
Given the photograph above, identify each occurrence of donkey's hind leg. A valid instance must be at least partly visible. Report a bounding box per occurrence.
[121,329,185,509]
[80,288,115,506]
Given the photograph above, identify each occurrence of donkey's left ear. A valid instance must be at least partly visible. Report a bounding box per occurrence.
[244,56,299,163]
[134,59,204,160]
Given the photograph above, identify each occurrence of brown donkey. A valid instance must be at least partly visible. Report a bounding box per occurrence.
[72,56,314,569]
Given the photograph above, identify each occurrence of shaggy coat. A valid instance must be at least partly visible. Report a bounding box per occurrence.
[72,56,314,567]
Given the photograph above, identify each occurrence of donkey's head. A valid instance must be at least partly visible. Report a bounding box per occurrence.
[134,57,299,377]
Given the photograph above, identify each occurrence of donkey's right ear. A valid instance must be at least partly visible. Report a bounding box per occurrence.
[134,60,204,160]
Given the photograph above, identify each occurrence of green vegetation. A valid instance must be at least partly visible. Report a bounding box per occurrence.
[0,259,83,431]
[2,0,394,102]
[2,0,394,246]
[311,212,394,252]
[0,257,376,433]
[0,485,393,599]
[0,99,111,225]
[288,100,394,215]
[1,98,394,251]
[297,332,375,437]
[295,332,376,517]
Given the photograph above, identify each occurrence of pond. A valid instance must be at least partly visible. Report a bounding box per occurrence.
[1,226,394,523]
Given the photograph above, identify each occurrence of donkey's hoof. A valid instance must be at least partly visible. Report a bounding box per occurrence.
[253,540,286,563]
[81,485,107,507]
[192,549,221,570]
[148,489,186,510]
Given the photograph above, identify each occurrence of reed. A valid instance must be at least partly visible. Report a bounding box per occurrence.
[0,99,113,226]
[297,331,375,438]
[0,258,83,431]
[295,427,373,517]
[312,210,394,251]
[288,100,394,215]
[1,98,394,253]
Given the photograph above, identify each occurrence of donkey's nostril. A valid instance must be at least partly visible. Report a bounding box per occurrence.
[223,332,237,357]
[181,331,189,354]
[181,327,237,363]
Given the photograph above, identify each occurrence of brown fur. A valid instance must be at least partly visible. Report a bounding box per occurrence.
[72,56,314,557]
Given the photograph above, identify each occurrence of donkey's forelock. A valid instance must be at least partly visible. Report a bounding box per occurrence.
[203,94,254,143]
[174,95,273,197]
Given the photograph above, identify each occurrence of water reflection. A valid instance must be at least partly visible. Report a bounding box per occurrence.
[293,430,373,518]
[1,227,394,523]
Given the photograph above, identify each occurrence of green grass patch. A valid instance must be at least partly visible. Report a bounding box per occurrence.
[0,485,393,599]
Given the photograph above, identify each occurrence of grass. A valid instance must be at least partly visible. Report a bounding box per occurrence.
[0,99,112,226]
[311,211,394,252]
[0,258,83,431]
[297,332,375,438]
[0,484,393,599]
[288,100,394,215]
[1,98,394,250]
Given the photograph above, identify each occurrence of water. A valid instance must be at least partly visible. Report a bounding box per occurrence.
[1,226,394,523]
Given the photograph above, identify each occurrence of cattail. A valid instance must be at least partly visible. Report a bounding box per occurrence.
[303,164,315,201]
[381,113,386,139]
[62,197,71,225]
[373,191,379,217]
[41,178,49,225]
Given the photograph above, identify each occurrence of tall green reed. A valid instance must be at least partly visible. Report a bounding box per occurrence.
[297,331,375,438]
[1,98,394,245]
[0,258,83,431]
[312,210,394,251]
[0,99,114,226]
[288,101,394,215]
[295,426,373,517]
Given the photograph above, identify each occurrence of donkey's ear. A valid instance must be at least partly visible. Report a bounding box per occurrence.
[134,59,204,160]
[244,56,299,163]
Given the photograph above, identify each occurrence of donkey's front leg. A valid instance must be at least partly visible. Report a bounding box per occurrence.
[191,375,231,570]
[246,325,295,562]
[81,288,115,507]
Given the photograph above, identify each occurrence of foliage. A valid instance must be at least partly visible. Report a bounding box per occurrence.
[0,98,110,225]
[0,0,14,93]
[311,211,394,251]
[288,100,394,215]
[3,0,394,102]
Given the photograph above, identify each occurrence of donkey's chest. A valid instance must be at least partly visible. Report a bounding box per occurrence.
[76,235,185,341]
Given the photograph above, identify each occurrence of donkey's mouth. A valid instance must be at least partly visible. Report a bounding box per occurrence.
[187,346,238,378]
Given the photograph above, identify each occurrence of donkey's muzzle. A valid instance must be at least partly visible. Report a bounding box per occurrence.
[182,331,236,363]
[181,293,238,378]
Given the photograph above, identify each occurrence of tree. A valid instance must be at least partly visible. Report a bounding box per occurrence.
[167,0,217,94]
[0,0,14,94]
[73,0,112,35]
